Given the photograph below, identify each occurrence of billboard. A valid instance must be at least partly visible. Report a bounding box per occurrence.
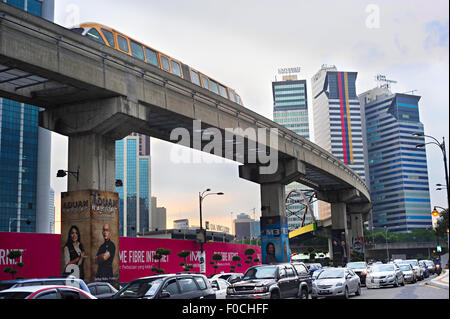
[260,216,290,264]
[0,232,260,283]
[61,190,119,287]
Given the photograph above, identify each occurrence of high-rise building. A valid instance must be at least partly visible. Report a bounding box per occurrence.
[359,86,432,232]
[115,134,152,237]
[311,65,366,220]
[0,0,55,233]
[233,213,260,240]
[272,72,314,230]
[150,197,166,231]
[48,188,55,234]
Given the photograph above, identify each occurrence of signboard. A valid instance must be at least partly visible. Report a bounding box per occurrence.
[61,190,120,288]
[260,216,290,264]
[278,67,301,75]
[289,223,317,239]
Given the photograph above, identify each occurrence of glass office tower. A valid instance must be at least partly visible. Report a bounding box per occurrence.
[311,65,366,220]
[115,134,152,237]
[272,74,314,230]
[359,87,432,232]
[0,0,54,233]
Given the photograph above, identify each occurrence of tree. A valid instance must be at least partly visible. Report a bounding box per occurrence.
[3,250,25,280]
[210,253,223,274]
[434,209,449,239]
[152,248,171,274]
[230,255,242,273]
[177,250,193,272]
[244,248,256,266]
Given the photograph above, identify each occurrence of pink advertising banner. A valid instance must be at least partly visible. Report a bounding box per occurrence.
[119,237,262,283]
[0,232,61,281]
[0,232,261,283]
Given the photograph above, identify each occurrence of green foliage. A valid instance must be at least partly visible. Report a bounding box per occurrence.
[212,254,223,262]
[152,248,171,274]
[177,250,193,272]
[3,250,24,280]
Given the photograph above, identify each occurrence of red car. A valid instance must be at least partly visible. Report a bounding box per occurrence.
[0,285,97,299]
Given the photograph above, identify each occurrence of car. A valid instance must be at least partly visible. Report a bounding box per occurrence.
[398,264,416,283]
[226,263,311,299]
[87,282,118,299]
[366,263,405,288]
[399,259,424,280]
[10,277,90,293]
[209,272,244,284]
[311,267,361,299]
[113,273,216,299]
[0,279,25,291]
[418,261,429,278]
[345,261,368,286]
[209,278,230,299]
[304,263,322,276]
[311,269,324,282]
[0,285,97,299]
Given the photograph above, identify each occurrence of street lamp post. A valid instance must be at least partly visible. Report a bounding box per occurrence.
[199,189,224,253]
[384,226,389,262]
[414,133,449,208]
[9,218,31,232]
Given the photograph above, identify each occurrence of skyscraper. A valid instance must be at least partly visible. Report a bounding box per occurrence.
[272,71,314,230]
[115,134,152,237]
[359,86,432,232]
[0,0,54,233]
[311,65,366,219]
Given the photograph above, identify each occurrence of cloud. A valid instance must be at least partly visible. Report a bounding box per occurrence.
[424,19,449,49]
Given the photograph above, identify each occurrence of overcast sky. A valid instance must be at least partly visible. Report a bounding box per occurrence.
[50,0,449,231]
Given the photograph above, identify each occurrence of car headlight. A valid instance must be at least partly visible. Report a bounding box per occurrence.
[253,286,268,293]
[226,287,234,294]
[362,270,367,275]
[388,274,395,278]
[335,282,343,287]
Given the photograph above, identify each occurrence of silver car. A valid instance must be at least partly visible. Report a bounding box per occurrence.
[398,264,416,283]
[401,259,424,280]
[366,263,405,288]
[311,268,361,299]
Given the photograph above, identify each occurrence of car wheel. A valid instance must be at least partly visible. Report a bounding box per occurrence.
[270,291,280,299]
[342,287,349,299]
[355,284,361,296]
[298,287,308,300]
[394,277,399,287]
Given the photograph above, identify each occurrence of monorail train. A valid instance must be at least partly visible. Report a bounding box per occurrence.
[71,23,243,106]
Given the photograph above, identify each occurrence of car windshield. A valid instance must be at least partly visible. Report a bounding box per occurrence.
[370,265,394,272]
[0,291,32,299]
[116,278,163,298]
[399,265,411,271]
[406,260,418,266]
[243,266,277,280]
[346,262,366,269]
[317,269,344,279]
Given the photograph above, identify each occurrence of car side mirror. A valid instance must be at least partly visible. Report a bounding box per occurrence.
[346,274,352,279]
[159,291,171,299]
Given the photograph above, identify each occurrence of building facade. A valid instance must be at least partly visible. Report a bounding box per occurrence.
[272,74,314,230]
[115,134,152,237]
[311,65,366,219]
[359,87,432,232]
[150,197,166,231]
[233,213,260,240]
[0,0,54,233]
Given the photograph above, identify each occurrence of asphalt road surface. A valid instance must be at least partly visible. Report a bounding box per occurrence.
[353,274,448,299]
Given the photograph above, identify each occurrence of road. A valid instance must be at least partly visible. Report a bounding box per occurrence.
[354,274,448,299]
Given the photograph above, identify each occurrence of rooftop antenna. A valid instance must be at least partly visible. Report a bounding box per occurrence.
[375,74,397,90]
[402,89,418,95]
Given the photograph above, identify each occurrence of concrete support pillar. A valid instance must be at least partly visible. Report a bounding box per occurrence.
[260,183,286,218]
[68,133,116,192]
[330,203,349,266]
[350,214,364,240]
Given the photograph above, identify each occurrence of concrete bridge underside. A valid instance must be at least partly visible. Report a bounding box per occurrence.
[0,3,371,263]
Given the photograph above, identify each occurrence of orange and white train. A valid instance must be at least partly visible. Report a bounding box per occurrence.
[72,23,243,105]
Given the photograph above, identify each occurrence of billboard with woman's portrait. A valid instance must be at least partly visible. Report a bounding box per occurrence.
[61,190,119,288]
[260,216,290,264]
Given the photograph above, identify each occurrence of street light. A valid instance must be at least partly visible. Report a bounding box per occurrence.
[413,133,449,208]
[199,189,224,253]
[9,218,31,232]
[384,226,389,262]
[56,168,79,182]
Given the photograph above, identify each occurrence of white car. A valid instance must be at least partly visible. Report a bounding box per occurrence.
[399,260,424,281]
[0,285,97,299]
[366,264,405,288]
[311,267,361,299]
[210,272,244,284]
[209,278,230,299]
[398,264,417,283]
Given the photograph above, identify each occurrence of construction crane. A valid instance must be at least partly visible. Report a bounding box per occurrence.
[375,74,397,90]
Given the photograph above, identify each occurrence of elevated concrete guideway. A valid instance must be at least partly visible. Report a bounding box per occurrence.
[0,3,371,262]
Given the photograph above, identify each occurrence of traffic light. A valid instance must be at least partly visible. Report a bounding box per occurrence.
[433,250,436,254]
[436,245,442,253]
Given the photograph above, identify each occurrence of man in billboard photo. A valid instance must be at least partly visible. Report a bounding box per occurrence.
[63,225,86,279]
[94,223,116,281]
